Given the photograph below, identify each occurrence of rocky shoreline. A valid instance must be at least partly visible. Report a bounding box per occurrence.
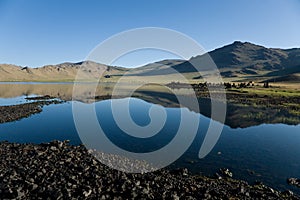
[0,98,63,124]
[0,141,298,199]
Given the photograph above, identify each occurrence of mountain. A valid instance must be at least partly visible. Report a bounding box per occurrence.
[1,41,299,83]
[130,41,300,82]
[0,61,127,82]
[209,41,288,70]
[207,41,300,79]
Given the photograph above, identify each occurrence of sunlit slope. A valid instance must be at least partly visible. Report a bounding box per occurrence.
[0,61,127,82]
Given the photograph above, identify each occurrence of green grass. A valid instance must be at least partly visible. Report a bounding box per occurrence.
[228,87,300,97]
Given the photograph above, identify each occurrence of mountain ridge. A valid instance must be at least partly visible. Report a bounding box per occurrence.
[1,41,299,82]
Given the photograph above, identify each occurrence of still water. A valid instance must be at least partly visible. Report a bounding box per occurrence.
[0,96,300,193]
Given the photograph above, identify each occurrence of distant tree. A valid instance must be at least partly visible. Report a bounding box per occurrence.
[264,81,270,88]
[224,82,232,89]
[263,81,269,88]
[238,82,247,88]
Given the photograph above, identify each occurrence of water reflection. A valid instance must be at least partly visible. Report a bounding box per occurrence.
[0,95,38,106]
[0,97,299,194]
[0,82,186,103]
[1,83,299,128]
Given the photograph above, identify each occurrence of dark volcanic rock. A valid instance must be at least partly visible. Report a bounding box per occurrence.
[0,141,299,199]
[0,100,63,124]
[219,168,233,178]
[288,178,300,188]
[25,95,55,100]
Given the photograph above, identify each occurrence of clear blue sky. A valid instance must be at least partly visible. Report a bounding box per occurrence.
[0,0,300,68]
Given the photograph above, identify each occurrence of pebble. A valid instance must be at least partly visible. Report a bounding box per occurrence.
[0,141,298,199]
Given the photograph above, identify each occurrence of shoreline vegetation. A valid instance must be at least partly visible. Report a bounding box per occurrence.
[180,81,300,128]
[0,140,299,199]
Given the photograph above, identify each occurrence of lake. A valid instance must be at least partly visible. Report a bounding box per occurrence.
[0,83,299,194]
